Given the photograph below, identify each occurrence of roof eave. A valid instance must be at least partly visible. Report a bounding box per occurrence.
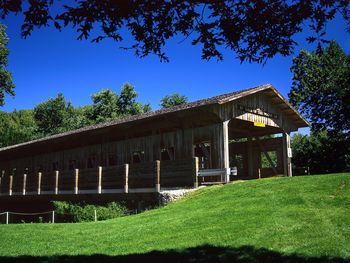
[217,84,310,128]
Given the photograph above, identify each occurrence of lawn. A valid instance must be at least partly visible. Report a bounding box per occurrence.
[0,173,349,262]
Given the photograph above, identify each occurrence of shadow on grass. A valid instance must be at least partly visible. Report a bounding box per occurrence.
[1,245,349,263]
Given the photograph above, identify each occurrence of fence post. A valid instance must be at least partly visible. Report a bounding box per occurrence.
[124,164,129,193]
[55,170,59,195]
[258,168,261,179]
[155,160,160,192]
[52,211,55,224]
[5,212,9,224]
[94,209,97,222]
[38,172,42,195]
[74,169,79,194]
[193,157,199,188]
[98,166,102,194]
[9,175,13,196]
[23,173,27,195]
[0,170,5,196]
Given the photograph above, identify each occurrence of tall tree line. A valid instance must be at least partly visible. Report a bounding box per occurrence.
[0,83,188,148]
[289,41,350,174]
[0,83,150,147]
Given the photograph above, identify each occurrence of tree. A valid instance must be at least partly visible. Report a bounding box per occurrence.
[0,1,349,63]
[118,83,151,116]
[33,93,75,135]
[0,109,37,147]
[64,106,92,131]
[291,132,350,174]
[86,88,119,123]
[160,93,188,108]
[289,41,350,173]
[86,83,151,123]
[0,23,14,106]
[289,41,350,134]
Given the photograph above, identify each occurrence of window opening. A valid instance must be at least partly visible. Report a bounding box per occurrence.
[261,151,278,168]
[161,147,175,161]
[230,154,244,169]
[132,151,145,163]
[87,154,97,168]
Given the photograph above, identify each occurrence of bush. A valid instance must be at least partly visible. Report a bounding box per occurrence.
[52,201,128,223]
[291,131,350,174]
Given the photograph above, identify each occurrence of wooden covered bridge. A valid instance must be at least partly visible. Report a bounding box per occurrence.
[0,84,308,209]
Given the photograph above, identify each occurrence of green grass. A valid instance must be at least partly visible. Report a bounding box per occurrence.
[0,173,349,262]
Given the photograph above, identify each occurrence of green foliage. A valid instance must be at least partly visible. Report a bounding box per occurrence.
[261,151,277,168]
[0,173,349,259]
[0,109,37,147]
[86,88,119,123]
[1,2,350,63]
[86,83,151,123]
[0,82,152,147]
[33,93,75,135]
[289,41,350,134]
[53,201,128,222]
[160,93,188,109]
[291,131,350,174]
[289,41,350,174]
[230,154,244,168]
[0,23,15,106]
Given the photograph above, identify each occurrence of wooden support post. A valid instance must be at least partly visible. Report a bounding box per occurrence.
[37,172,42,195]
[223,121,230,179]
[74,169,79,194]
[9,175,13,196]
[219,120,231,183]
[0,170,4,196]
[98,166,102,194]
[247,137,254,177]
[213,121,231,182]
[55,170,59,195]
[124,164,129,193]
[155,160,160,192]
[283,132,293,177]
[23,173,27,195]
[193,157,199,188]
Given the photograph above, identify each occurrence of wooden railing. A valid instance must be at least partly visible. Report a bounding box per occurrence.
[0,158,199,196]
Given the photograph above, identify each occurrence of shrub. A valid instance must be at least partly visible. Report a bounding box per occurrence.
[52,201,128,223]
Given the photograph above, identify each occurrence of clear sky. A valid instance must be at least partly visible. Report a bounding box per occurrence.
[1,11,349,128]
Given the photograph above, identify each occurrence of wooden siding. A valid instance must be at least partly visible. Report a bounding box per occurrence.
[214,91,297,132]
[102,165,125,189]
[160,159,194,187]
[0,89,300,194]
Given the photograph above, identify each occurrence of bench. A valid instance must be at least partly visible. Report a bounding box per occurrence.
[198,168,231,184]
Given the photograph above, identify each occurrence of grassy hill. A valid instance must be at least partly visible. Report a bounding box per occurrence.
[0,173,349,262]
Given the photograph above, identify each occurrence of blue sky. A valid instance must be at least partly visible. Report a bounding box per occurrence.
[1,11,349,129]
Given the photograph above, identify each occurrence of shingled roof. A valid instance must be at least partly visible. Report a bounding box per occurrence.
[0,84,308,153]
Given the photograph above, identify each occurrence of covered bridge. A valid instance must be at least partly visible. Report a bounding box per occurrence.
[0,84,309,209]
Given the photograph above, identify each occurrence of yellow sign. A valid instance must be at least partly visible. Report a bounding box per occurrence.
[254,122,266,127]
